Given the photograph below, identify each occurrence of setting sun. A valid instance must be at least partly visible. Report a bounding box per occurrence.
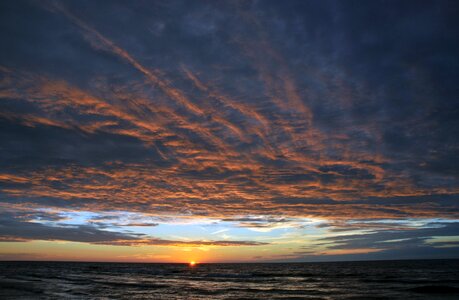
[189,261,197,267]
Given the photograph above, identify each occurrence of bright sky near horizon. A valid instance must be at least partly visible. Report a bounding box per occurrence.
[0,0,458,262]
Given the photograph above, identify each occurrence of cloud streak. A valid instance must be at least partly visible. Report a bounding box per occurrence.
[0,212,266,247]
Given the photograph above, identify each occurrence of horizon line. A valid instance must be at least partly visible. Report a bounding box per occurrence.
[1,257,459,264]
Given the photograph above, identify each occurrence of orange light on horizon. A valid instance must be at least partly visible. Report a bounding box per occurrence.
[189,261,197,267]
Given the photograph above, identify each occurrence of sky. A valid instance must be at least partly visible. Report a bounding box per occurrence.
[0,0,458,263]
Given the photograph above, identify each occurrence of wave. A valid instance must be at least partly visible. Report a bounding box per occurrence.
[1,260,459,299]
[92,280,169,289]
[407,285,459,294]
[0,279,44,294]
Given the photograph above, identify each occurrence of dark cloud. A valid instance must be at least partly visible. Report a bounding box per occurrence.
[317,222,459,250]
[0,211,266,247]
[268,221,459,262]
[0,218,141,244]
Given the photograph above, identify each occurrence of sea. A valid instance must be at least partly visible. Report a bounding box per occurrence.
[0,260,458,299]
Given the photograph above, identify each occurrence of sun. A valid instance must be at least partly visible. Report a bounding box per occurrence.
[189,261,197,267]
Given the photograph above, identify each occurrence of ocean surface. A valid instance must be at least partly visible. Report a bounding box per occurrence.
[1,260,459,299]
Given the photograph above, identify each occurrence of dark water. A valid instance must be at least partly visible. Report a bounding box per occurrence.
[1,260,459,299]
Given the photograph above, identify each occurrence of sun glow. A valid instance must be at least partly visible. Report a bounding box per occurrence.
[189,261,197,267]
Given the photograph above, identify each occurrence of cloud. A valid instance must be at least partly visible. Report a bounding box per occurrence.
[0,211,267,247]
[0,0,457,221]
[317,221,459,251]
[98,239,267,247]
[220,216,304,232]
[290,221,459,261]
[0,0,458,259]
